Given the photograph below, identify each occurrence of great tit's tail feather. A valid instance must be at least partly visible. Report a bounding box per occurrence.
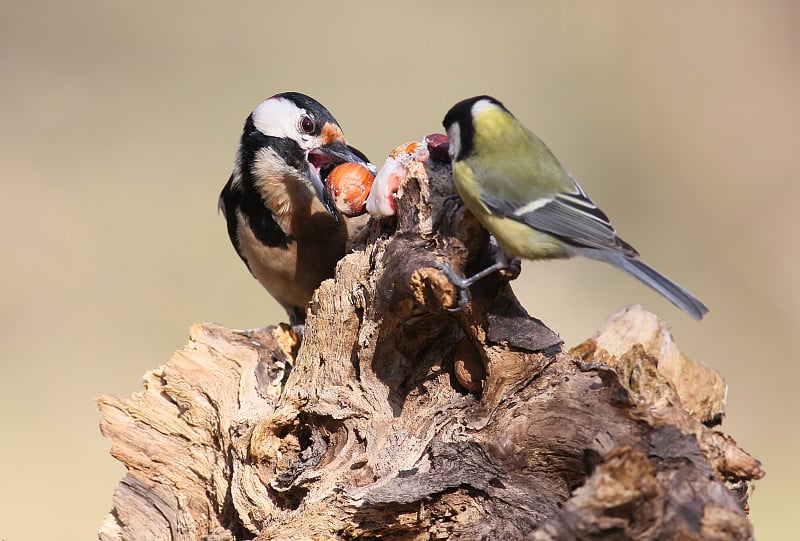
[572,247,709,320]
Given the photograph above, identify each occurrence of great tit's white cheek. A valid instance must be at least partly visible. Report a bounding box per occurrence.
[252,98,305,140]
[447,123,461,160]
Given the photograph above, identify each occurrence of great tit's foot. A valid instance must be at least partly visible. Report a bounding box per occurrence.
[460,260,512,288]
[486,237,520,279]
[442,193,463,206]
[501,258,522,281]
[438,194,464,218]
[432,260,470,311]
[433,259,513,312]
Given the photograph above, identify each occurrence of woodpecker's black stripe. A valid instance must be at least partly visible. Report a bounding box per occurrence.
[277,92,339,136]
[225,114,303,250]
[241,115,306,171]
[220,176,249,265]
[241,186,293,249]
[219,175,291,256]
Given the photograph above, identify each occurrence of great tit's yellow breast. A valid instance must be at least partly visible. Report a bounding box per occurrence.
[483,213,567,260]
[451,160,485,213]
[452,161,567,260]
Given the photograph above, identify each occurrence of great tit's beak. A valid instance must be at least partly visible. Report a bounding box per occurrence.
[307,141,370,220]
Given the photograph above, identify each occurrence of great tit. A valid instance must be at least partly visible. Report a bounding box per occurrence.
[441,95,708,320]
[218,92,370,325]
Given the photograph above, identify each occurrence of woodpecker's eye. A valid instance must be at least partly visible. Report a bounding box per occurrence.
[299,115,315,134]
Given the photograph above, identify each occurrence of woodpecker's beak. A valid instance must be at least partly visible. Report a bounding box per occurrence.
[307,141,369,220]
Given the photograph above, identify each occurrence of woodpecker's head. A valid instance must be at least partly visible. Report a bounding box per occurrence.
[231,92,368,218]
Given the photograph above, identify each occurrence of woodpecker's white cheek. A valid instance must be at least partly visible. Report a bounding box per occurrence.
[447,123,461,160]
[252,98,305,140]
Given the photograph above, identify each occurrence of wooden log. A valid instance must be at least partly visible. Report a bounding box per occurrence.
[98,145,763,540]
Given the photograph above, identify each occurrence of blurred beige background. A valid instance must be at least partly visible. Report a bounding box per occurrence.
[1,1,797,538]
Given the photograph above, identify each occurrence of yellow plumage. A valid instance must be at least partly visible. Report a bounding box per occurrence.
[442,95,708,320]
[452,159,568,259]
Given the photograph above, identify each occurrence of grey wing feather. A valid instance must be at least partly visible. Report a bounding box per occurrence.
[482,183,639,256]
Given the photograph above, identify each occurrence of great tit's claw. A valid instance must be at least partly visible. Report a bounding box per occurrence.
[447,284,470,312]
[451,292,469,312]
[432,260,467,287]
[432,257,514,311]
[432,260,471,311]
[442,193,463,206]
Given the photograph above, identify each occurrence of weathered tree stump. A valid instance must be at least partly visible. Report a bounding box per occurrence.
[98,145,763,540]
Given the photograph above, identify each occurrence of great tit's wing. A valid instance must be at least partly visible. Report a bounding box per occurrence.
[480,175,639,257]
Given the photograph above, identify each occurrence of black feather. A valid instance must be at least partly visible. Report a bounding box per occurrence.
[442,95,511,161]
[219,175,291,262]
[276,92,338,135]
[240,115,305,170]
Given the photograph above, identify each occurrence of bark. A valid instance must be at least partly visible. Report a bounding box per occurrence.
[98,146,763,540]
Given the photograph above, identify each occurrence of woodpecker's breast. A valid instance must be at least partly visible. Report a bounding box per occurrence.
[222,144,361,316]
[231,171,351,313]
[233,206,348,311]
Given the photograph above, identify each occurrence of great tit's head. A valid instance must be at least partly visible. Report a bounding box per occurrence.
[442,95,512,162]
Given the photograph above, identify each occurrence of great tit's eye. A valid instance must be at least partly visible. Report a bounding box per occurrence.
[299,115,315,134]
